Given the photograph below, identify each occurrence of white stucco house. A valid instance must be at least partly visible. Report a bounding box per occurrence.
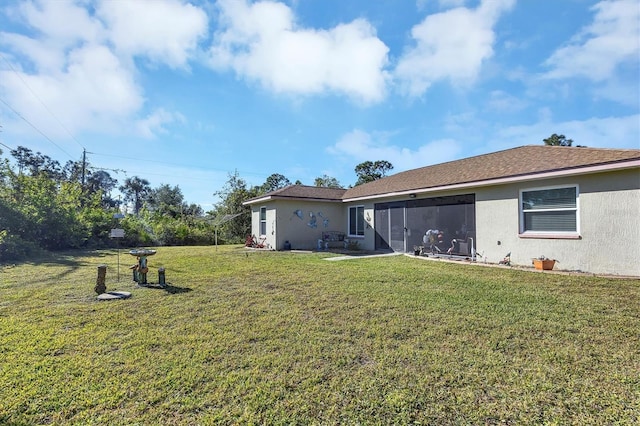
[244,146,640,276]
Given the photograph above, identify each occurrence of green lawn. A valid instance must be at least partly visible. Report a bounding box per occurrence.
[1,246,638,425]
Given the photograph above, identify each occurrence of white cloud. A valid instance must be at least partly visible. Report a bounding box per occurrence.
[394,0,515,96]
[328,129,462,171]
[486,90,527,113]
[97,0,208,69]
[492,114,640,150]
[15,0,104,46]
[208,0,389,104]
[529,1,639,110]
[327,114,638,179]
[1,44,143,138]
[543,0,640,81]
[0,0,208,139]
[545,0,640,81]
[136,108,186,139]
[593,79,640,107]
[1,0,105,72]
[0,32,66,72]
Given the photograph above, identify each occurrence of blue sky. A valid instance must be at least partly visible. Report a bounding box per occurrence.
[0,0,638,211]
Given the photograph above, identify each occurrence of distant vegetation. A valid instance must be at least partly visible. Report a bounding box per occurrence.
[0,146,219,261]
[543,133,585,147]
[1,145,393,260]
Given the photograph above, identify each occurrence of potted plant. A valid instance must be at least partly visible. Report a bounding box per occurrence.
[532,256,556,270]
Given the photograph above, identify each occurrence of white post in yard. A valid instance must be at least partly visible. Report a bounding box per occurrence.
[110,215,125,281]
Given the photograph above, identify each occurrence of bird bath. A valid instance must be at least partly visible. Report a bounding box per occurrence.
[129,249,157,285]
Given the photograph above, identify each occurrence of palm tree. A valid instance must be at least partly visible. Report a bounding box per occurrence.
[119,176,151,214]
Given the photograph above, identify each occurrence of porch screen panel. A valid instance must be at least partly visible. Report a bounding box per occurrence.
[406,201,437,250]
[374,204,390,250]
[408,194,476,253]
[376,194,475,253]
[389,202,406,252]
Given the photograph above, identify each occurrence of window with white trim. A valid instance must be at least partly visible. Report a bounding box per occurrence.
[520,185,578,234]
[349,205,365,237]
[259,207,267,236]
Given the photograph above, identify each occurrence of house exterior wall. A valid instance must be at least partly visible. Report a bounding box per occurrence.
[475,168,639,276]
[342,201,377,250]
[249,204,277,249]
[250,200,345,250]
[248,167,638,276]
[475,188,514,263]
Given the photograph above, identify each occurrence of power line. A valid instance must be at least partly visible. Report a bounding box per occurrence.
[0,138,232,184]
[0,124,15,151]
[0,53,85,151]
[0,96,76,161]
[0,141,15,151]
[0,57,298,189]
[84,153,225,183]
[0,53,270,183]
[90,151,270,178]
[0,102,267,185]
[117,168,227,183]
[83,151,215,184]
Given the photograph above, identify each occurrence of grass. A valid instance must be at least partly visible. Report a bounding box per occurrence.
[1,246,639,425]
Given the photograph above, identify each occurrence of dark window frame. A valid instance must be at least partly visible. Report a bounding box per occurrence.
[348,205,365,237]
[259,207,267,236]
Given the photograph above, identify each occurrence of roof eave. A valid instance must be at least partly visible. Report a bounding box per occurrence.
[342,159,640,203]
[242,195,273,206]
[243,195,344,206]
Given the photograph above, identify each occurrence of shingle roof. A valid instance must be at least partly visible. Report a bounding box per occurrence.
[244,185,346,204]
[342,145,640,200]
[244,146,639,205]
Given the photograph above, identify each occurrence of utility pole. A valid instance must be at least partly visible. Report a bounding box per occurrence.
[81,148,87,188]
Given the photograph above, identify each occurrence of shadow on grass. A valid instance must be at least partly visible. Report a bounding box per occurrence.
[138,283,192,294]
[1,250,115,283]
[4,250,104,267]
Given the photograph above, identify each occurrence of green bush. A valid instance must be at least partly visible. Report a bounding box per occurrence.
[0,230,43,261]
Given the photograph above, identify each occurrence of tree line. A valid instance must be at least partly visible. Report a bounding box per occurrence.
[0,146,393,261]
